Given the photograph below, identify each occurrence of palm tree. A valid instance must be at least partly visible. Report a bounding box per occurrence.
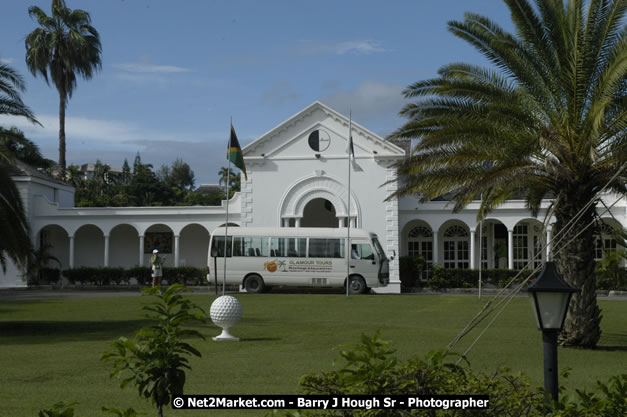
[25,0,102,179]
[218,167,230,188]
[0,62,38,273]
[0,62,38,123]
[390,0,626,347]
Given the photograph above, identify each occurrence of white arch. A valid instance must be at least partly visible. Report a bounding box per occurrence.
[278,173,361,224]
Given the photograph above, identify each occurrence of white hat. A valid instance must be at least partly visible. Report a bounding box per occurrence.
[153,249,159,253]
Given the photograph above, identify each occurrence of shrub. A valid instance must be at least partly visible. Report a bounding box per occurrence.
[102,284,206,417]
[62,267,126,285]
[61,266,207,286]
[162,266,206,286]
[595,251,627,291]
[125,266,152,286]
[399,256,425,289]
[270,333,627,417]
[426,267,537,290]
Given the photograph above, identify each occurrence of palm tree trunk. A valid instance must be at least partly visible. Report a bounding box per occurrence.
[58,92,66,180]
[553,195,602,348]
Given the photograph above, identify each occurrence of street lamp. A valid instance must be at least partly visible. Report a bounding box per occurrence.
[527,262,580,402]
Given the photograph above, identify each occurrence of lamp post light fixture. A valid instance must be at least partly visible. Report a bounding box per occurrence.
[527,262,580,402]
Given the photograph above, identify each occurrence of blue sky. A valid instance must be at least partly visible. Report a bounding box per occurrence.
[1,0,513,185]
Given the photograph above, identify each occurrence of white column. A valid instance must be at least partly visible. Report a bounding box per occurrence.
[104,235,110,267]
[69,235,75,269]
[470,230,476,269]
[338,217,344,227]
[546,227,552,261]
[295,218,301,228]
[139,235,144,266]
[508,229,514,269]
[174,235,180,267]
[433,230,439,265]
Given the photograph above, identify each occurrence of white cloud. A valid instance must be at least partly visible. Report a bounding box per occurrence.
[294,40,386,56]
[0,57,15,64]
[320,80,406,134]
[260,80,301,108]
[112,63,193,74]
[334,40,385,55]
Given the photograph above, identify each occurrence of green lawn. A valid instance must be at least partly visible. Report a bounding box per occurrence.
[0,292,625,417]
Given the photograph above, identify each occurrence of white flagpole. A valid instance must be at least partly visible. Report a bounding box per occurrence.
[223,118,232,296]
[346,111,352,297]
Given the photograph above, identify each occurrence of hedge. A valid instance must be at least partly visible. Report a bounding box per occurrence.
[60,266,208,286]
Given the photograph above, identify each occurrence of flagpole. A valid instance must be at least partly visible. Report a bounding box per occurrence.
[346,111,352,297]
[223,118,232,296]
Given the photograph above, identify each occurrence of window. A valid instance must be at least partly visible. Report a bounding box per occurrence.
[233,236,268,257]
[270,237,307,257]
[407,226,433,279]
[352,243,374,260]
[308,238,345,258]
[443,225,469,269]
[211,236,232,257]
[595,224,618,261]
[513,224,529,270]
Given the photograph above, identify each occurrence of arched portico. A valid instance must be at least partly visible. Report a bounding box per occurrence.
[110,224,139,268]
[278,174,360,228]
[75,224,105,267]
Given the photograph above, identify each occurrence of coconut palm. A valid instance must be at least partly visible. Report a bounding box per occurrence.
[0,62,38,273]
[390,0,626,347]
[25,0,102,178]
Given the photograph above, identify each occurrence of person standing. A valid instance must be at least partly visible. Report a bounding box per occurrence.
[151,249,164,288]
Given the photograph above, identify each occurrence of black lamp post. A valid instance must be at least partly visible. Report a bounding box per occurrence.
[527,262,580,402]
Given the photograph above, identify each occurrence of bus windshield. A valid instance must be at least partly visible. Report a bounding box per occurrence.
[372,237,387,261]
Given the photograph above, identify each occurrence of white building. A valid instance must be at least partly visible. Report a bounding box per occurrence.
[2,102,625,291]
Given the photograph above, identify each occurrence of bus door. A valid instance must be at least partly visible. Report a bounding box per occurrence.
[349,239,379,286]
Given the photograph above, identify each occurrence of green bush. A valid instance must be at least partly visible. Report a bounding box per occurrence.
[124,266,152,286]
[271,333,627,417]
[102,284,206,417]
[61,266,207,286]
[399,256,425,289]
[162,266,206,286]
[595,251,627,291]
[426,267,537,290]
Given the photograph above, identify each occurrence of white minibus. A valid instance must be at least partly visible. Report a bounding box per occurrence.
[207,227,391,294]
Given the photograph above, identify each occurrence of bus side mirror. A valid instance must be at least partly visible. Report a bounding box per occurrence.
[390,250,396,261]
[211,247,218,257]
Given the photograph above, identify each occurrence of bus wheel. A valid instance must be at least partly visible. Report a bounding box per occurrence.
[348,276,367,294]
[245,274,265,293]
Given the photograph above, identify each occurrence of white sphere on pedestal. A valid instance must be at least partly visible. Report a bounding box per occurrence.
[210,295,242,341]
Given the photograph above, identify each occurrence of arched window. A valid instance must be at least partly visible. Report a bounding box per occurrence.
[407,226,433,280]
[595,223,618,260]
[443,225,469,269]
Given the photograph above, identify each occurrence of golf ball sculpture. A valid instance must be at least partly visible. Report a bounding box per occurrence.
[210,295,242,341]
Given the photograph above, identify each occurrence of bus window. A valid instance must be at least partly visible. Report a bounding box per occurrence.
[238,236,268,257]
[352,243,375,260]
[211,236,232,257]
[309,238,345,258]
[270,237,306,257]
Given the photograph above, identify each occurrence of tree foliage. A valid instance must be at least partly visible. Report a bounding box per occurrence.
[389,0,627,347]
[0,62,38,273]
[25,0,102,177]
[72,155,224,207]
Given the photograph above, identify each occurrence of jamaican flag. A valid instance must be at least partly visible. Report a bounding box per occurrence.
[228,124,247,180]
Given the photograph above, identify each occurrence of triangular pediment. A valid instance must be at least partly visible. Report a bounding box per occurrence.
[243,101,405,160]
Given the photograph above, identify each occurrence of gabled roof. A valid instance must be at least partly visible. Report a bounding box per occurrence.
[243,101,405,159]
[7,160,72,188]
